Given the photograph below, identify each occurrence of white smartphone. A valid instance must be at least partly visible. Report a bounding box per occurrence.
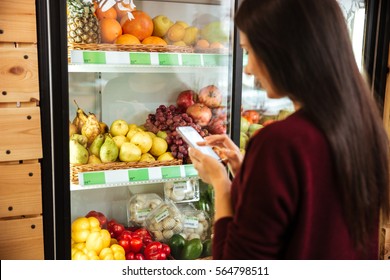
[176,126,222,161]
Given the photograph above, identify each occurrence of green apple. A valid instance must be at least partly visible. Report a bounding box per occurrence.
[152,15,174,37]
[119,142,142,162]
[110,119,129,137]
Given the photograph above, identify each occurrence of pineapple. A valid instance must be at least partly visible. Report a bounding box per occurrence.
[67,0,100,44]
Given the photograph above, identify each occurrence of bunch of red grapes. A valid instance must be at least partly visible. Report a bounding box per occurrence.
[144,105,208,163]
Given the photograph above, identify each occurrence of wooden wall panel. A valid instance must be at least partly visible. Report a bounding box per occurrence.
[0,0,37,43]
[0,216,44,260]
[0,162,42,218]
[0,106,42,161]
[0,46,39,103]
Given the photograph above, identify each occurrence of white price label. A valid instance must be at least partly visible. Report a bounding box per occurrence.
[184,216,199,229]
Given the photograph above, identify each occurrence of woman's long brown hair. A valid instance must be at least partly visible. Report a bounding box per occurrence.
[235,0,390,250]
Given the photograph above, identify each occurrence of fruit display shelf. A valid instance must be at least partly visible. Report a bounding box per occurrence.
[68,49,230,70]
[70,161,200,191]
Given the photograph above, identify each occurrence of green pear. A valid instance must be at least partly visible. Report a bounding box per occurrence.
[240,117,250,133]
[240,132,249,149]
[100,136,119,163]
[70,133,88,148]
[89,133,105,157]
[69,139,89,164]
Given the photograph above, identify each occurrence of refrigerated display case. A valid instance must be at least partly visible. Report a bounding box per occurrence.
[39,0,240,259]
[240,0,368,138]
[37,0,389,260]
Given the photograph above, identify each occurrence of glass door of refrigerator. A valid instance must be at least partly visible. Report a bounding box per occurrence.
[337,0,366,70]
[240,0,367,152]
[67,0,235,229]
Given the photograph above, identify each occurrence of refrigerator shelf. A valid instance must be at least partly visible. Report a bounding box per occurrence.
[70,164,199,191]
[69,50,229,69]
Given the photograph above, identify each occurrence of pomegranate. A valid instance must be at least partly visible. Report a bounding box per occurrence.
[186,103,212,127]
[212,106,227,122]
[198,85,222,108]
[207,117,227,134]
[176,90,197,109]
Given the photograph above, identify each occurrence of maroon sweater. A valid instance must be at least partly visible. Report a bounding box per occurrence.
[213,110,379,259]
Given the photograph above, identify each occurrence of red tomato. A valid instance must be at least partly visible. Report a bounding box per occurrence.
[157,252,167,260]
[130,237,143,253]
[107,221,125,239]
[143,236,153,245]
[126,251,135,260]
[135,253,145,260]
[133,228,152,240]
[118,230,133,241]
[119,239,132,254]
[162,244,171,256]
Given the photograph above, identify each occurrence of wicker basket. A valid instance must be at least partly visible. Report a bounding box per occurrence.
[194,47,229,54]
[70,159,183,185]
[68,42,194,53]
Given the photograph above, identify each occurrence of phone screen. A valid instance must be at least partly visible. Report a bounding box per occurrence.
[176,126,221,161]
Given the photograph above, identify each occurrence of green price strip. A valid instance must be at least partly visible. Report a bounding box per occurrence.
[82,172,106,185]
[83,52,106,64]
[161,166,182,179]
[128,169,149,182]
[184,165,198,177]
[182,54,202,66]
[130,53,151,65]
[158,53,179,66]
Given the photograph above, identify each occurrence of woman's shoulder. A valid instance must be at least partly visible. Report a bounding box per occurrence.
[253,109,325,147]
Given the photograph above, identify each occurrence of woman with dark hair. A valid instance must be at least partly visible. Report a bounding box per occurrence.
[189,0,390,259]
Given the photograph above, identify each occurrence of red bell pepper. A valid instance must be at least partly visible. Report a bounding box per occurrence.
[144,241,167,260]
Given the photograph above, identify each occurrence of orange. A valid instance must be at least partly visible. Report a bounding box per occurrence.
[96,7,117,20]
[115,34,141,45]
[142,36,167,46]
[114,2,135,21]
[121,10,154,41]
[100,18,122,43]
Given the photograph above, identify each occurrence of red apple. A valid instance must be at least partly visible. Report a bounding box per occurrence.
[198,85,222,108]
[186,103,212,127]
[85,210,107,229]
[176,90,197,110]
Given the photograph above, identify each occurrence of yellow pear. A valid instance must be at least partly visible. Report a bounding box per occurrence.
[157,152,175,161]
[139,152,156,163]
[119,142,142,162]
[126,127,143,141]
[130,131,153,154]
[149,137,168,157]
[146,131,157,139]
[112,135,129,149]
[88,154,102,164]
